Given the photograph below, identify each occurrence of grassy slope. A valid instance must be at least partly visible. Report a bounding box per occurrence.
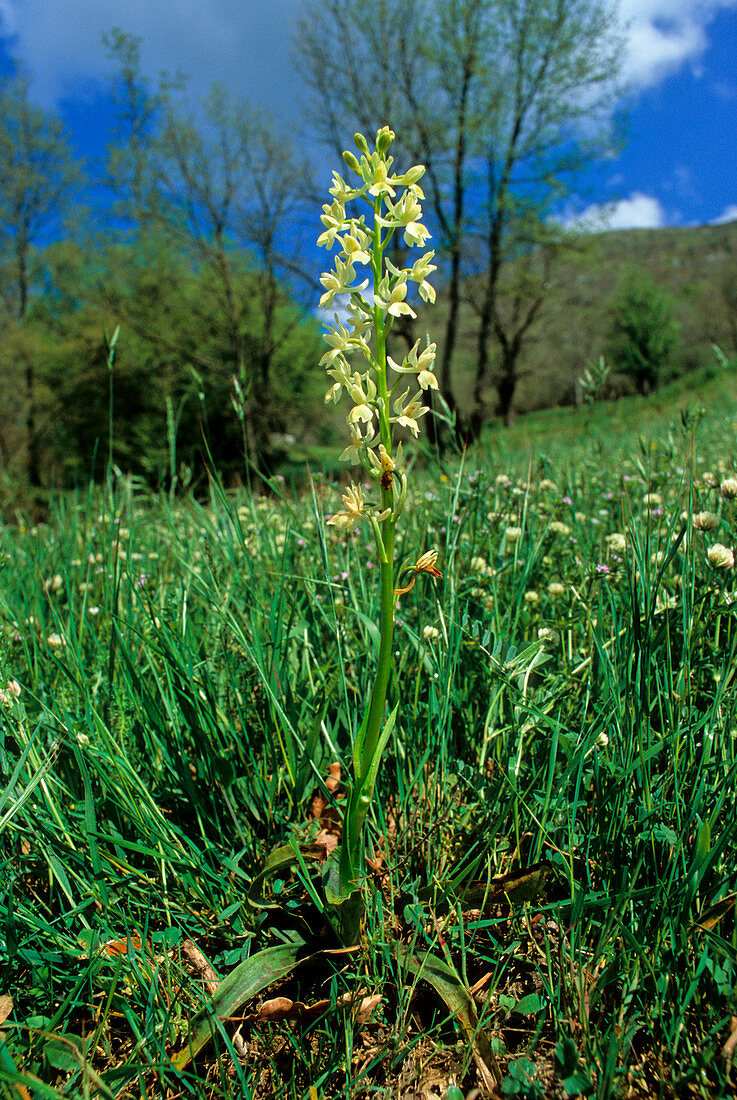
[425,219,737,417]
[0,369,737,1097]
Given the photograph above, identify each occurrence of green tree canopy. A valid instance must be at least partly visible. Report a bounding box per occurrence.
[605,271,682,395]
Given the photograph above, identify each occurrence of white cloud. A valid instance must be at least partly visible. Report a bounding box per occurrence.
[567,193,666,232]
[711,204,737,224]
[0,0,300,112]
[619,0,737,88]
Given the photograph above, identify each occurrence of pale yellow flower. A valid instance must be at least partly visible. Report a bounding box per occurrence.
[392,389,429,437]
[327,484,366,532]
[374,278,416,319]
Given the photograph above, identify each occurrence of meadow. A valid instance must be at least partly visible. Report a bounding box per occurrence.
[1,366,737,1099]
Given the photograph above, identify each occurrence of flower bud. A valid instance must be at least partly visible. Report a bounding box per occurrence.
[376,126,394,154]
[353,132,370,155]
[342,150,361,174]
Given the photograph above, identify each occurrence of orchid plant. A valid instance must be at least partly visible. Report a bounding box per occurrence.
[317,127,441,944]
[175,134,502,1081]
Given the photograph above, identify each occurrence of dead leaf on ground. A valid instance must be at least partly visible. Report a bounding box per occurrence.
[0,996,13,1026]
[241,990,382,1026]
[181,939,220,996]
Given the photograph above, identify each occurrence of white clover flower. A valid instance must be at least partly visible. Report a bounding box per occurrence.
[47,633,65,648]
[642,492,662,507]
[708,543,735,569]
[422,625,440,641]
[548,581,566,598]
[693,511,719,531]
[0,680,21,705]
[505,526,523,543]
[721,478,737,499]
[606,532,627,554]
[549,521,571,536]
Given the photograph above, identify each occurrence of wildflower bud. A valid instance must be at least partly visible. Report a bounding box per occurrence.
[376,126,394,154]
[721,478,737,499]
[353,133,370,155]
[403,165,426,184]
[707,543,735,569]
[342,150,361,174]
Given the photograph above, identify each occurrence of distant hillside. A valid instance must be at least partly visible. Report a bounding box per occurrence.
[431,219,737,417]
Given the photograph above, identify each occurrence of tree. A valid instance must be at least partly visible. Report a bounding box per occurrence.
[0,70,82,484]
[605,271,682,395]
[31,238,324,484]
[295,0,622,434]
[104,32,318,476]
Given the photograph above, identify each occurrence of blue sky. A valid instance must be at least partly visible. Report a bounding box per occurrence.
[0,0,735,231]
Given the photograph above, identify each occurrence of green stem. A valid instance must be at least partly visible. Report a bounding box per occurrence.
[359,523,395,779]
[359,192,396,776]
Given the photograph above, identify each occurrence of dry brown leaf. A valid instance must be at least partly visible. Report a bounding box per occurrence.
[244,988,381,1026]
[99,933,144,957]
[314,829,339,855]
[0,996,12,1026]
[697,893,736,932]
[181,939,220,996]
[355,994,382,1024]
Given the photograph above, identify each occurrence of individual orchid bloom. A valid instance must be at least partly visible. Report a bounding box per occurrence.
[363,155,397,198]
[395,548,443,596]
[402,216,431,249]
[344,371,376,406]
[388,339,437,378]
[319,321,353,367]
[374,277,416,319]
[319,255,369,311]
[317,199,347,249]
[388,341,438,391]
[327,483,366,532]
[347,403,374,428]
[392,389,429,436]
[405,252,437,303]
[324,357,352,401]
[378,190,432,249]
[329,171,364,204]
[339,423,368,464]
[341,226,372,266]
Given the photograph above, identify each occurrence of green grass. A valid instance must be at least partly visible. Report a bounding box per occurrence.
[1,380,737,1098]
